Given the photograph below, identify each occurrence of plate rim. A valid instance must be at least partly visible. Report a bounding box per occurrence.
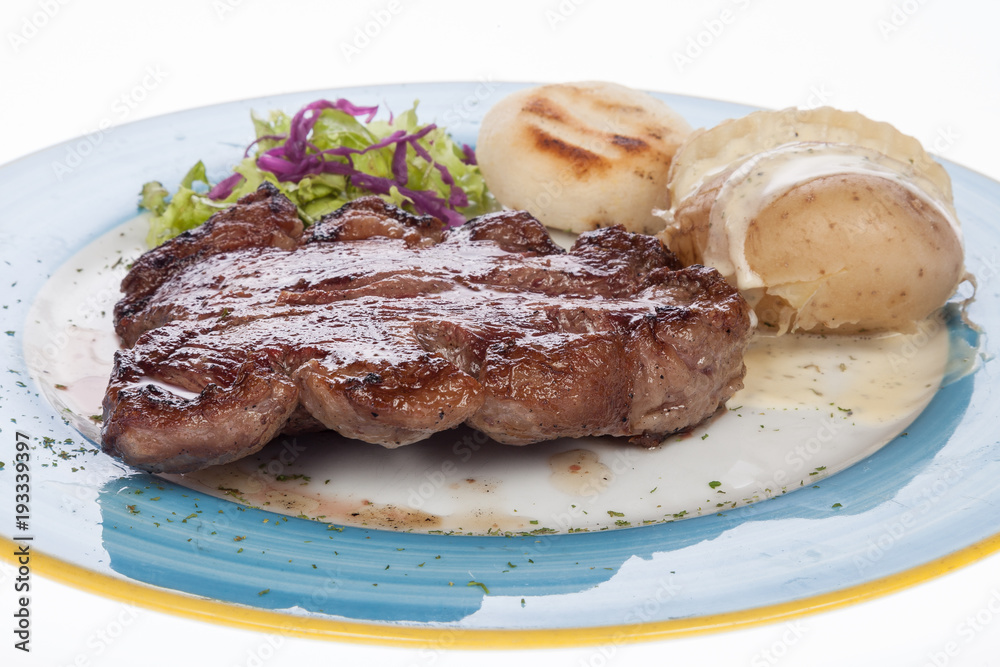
[2,81,997,647]
[0,79,762,173]
[5,79,993,182]
[6,530,1000,648]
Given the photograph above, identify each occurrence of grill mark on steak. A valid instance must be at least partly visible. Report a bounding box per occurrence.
[102,184,752,472]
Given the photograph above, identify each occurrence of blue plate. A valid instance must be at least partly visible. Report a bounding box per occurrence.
[1,83,997,647]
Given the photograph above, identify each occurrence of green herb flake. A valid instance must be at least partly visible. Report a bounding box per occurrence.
[467,581,490,594]
[275,473,310,482]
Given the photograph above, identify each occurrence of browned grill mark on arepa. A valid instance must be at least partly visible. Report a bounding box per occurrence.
[591,100,646,115]
[522,96,565,121]
[610,134,649,153]
[528,126,610,177]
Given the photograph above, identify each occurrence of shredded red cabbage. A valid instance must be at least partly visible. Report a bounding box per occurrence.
[215,98,469,226]
[461,143,477,165]
[207,172,245,201]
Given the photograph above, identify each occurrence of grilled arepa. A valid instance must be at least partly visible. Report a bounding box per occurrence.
[476,81,691,234]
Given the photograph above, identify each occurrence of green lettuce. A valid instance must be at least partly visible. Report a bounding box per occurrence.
[139,100,498,248]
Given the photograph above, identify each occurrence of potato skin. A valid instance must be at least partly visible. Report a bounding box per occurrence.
[476,82,691,235]
[745,173,964,333]
[661,107,967,334]
[665,171,726,266]
[668,170,965,333]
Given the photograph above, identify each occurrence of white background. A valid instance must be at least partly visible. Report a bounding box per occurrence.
[2,0,1000,665]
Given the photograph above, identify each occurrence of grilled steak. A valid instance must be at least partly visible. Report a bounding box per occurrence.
[102,184,752,473]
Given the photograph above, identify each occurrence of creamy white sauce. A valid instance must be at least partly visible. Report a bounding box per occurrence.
[706,142,963,291]
[22,214,968,534]
[741,323,950,423]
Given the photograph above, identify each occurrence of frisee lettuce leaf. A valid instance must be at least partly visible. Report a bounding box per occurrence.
[140,99,498,248]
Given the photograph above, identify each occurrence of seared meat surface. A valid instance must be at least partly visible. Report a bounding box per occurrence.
[102,184,752,473]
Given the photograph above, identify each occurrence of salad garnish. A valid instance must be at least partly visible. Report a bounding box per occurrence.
[140,98,497,247]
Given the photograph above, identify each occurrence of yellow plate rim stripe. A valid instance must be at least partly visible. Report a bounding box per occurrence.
[3,531,998,650]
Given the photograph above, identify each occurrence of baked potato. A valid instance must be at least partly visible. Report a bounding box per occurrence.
[658,107,966,334]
